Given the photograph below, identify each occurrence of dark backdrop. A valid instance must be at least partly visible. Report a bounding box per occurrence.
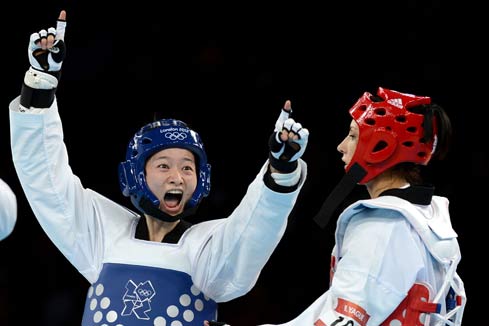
[1,1,486,325]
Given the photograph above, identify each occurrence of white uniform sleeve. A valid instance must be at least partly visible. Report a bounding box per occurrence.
[9,96,108,281]
[188,160,308,302]
[0,178,17,240]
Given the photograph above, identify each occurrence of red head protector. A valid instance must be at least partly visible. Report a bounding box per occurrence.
[348,87,436,184]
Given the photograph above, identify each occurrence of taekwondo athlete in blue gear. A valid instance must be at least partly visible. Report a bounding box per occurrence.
[9,10,310,326]
[0,178,17,241]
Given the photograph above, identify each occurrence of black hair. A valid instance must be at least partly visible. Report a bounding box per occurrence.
[390,102,452,185]
[410,103,452,160]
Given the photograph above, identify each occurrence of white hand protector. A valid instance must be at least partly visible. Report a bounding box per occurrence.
[28,19,67,72]
[269,106,309,173]
[20,12,67,108]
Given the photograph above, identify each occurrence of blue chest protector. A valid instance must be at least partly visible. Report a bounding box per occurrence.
[81,263,217,326]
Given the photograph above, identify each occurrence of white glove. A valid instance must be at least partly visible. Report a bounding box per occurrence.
[28,13,66,72]
[20,11,67,109]
[269,101,309,173]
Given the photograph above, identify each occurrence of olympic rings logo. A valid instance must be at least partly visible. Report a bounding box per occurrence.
[165,132,187,141]
[137,288,153,297]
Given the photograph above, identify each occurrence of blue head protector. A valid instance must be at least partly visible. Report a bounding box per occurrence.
[118,119,211,221]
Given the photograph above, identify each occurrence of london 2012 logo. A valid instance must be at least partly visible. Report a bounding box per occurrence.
[162,127,188,141]
[122,280,156,320]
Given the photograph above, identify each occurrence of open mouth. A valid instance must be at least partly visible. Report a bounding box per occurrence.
[163,190,183,209]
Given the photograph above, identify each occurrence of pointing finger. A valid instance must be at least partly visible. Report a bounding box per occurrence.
[56,10,67,41]
[283,100,291,112]
[274,100,292,132]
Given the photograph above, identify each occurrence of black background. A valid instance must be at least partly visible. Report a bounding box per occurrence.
[1,1,486,325]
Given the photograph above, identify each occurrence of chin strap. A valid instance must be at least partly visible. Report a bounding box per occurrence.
[313,163,367,229]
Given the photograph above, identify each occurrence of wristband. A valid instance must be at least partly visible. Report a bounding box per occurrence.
[20,67,59,108]
[269,154,298,173]
[20,83,56,108]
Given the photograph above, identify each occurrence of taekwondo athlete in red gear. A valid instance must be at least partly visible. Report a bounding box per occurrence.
[9,10,310,326]
[257,88,466,326]
[0,178,17,241]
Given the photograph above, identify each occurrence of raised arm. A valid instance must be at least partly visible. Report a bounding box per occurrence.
[9,10,109,282]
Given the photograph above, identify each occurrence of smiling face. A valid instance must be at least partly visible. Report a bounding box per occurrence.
[337,119,359,170]
[145,147,198,216]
